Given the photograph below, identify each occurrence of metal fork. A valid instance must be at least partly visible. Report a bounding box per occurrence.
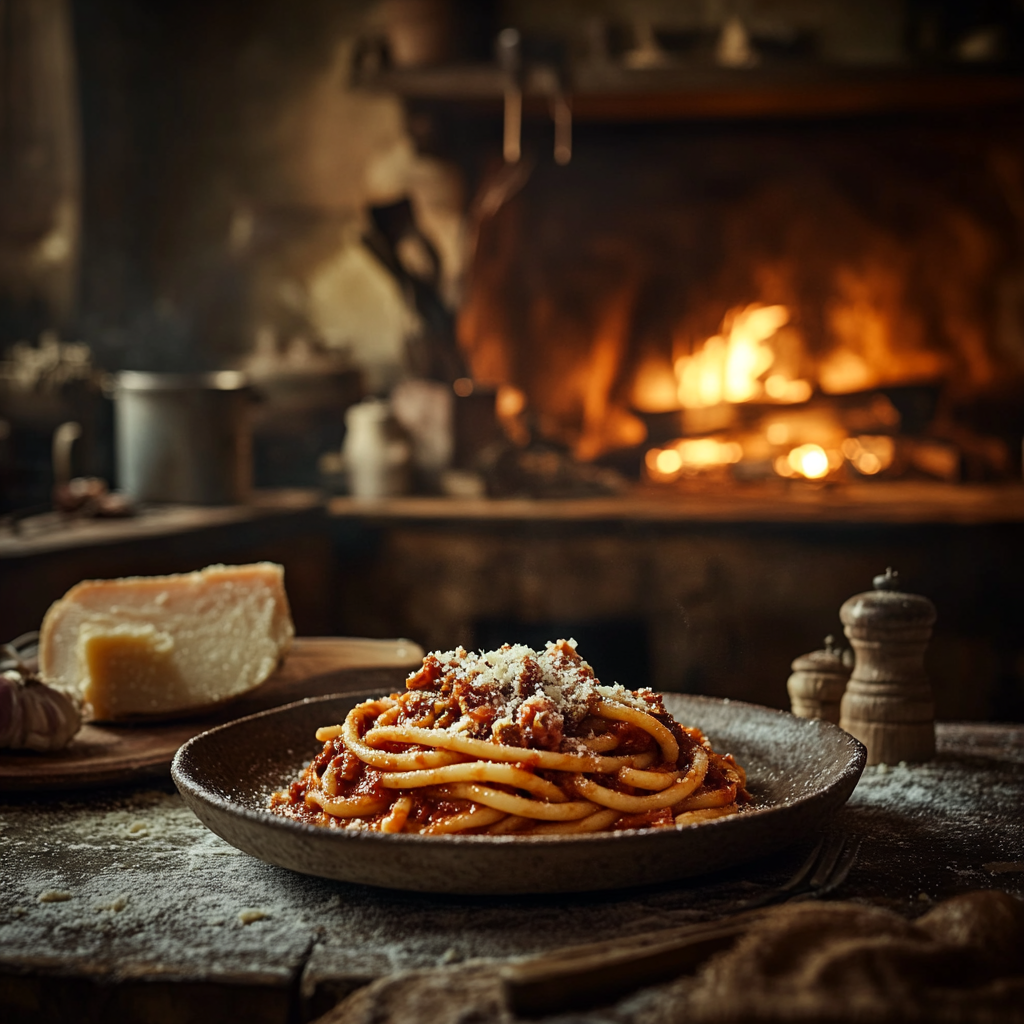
[740,832,862,909]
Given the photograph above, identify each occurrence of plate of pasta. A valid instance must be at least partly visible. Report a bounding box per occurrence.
[172,640,865,894]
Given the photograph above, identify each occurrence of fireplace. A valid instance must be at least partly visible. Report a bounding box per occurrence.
[332,7,1024,724]
[454,112,1024,488]
[24,0,1022,503]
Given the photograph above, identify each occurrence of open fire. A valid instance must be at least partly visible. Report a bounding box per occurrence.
[638,301,903,483]
[458,119,1024,486]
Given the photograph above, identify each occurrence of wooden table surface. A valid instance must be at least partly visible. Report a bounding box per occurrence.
[1,723,1021,1024]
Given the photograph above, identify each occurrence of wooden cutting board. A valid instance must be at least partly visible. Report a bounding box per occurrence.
[0,637,423,792]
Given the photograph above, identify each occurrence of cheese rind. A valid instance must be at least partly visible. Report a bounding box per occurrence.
[39,563,294,720]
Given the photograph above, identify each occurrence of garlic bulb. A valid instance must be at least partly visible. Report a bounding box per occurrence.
[0,669,82,751]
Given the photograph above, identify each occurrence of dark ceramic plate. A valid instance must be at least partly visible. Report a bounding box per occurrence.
[171,692,865,894]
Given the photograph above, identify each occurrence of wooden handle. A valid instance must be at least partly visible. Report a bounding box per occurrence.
[501,909,765,1016]
[258,637,424,703]
[287,637,423,670]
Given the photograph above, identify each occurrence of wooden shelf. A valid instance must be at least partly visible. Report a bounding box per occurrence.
[354,63,1024,120]
[0,489,325,560]
[0,489,335,640]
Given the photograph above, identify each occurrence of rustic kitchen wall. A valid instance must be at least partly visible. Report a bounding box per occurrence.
[70,0,464,390]
[0,0,81,339]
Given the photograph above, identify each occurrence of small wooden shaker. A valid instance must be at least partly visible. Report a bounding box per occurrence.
[787,636,851,724]
[839,568,936,765]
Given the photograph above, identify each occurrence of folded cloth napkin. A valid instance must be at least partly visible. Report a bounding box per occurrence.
[636,889,1024,1024]
[320,890,1024,1024]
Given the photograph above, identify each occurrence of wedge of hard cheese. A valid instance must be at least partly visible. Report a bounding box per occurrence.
[39,563,294,720]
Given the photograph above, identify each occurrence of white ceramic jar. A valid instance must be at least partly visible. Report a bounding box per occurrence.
[342,399,411,499]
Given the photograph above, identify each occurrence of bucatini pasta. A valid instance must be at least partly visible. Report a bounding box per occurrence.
[269,640,750,835]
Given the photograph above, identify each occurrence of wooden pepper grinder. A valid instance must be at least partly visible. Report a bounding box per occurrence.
[787,636,851,724]
[839,568,937,765]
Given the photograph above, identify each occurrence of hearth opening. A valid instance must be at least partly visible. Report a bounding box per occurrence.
[457,115,1024,489]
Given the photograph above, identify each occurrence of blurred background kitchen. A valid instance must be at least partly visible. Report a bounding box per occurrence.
[2,0,1023,720]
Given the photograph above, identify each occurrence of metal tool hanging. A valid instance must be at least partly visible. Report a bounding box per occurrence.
[551,68,572,166]
[496,28,572,166]
[496,28,522,164]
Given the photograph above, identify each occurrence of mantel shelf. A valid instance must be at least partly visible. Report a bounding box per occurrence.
[328,482,1024,527]
[354,63,1024,120]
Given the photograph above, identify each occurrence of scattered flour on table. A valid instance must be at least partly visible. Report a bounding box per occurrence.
[0,789,316,977]
[1,724,1020,988]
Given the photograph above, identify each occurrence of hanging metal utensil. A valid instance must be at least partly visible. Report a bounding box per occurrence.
[496,27,523,164]
[551,93,572,165]
[550,62,572,165]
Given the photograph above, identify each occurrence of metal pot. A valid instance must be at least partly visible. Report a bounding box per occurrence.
[114,371,252,504]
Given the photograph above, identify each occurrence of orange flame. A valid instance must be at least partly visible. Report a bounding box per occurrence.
[673,304,810,409]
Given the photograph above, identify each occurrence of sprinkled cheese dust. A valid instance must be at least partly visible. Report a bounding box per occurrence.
[38,891,72,903]
[409,639,651,736]
[95,896,128,913]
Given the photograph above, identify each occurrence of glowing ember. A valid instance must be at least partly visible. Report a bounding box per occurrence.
[653,448,683,475]
[645,437,744,480]
[496,385,526,417]
[784,443,830,479]
[841,435,896,476]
